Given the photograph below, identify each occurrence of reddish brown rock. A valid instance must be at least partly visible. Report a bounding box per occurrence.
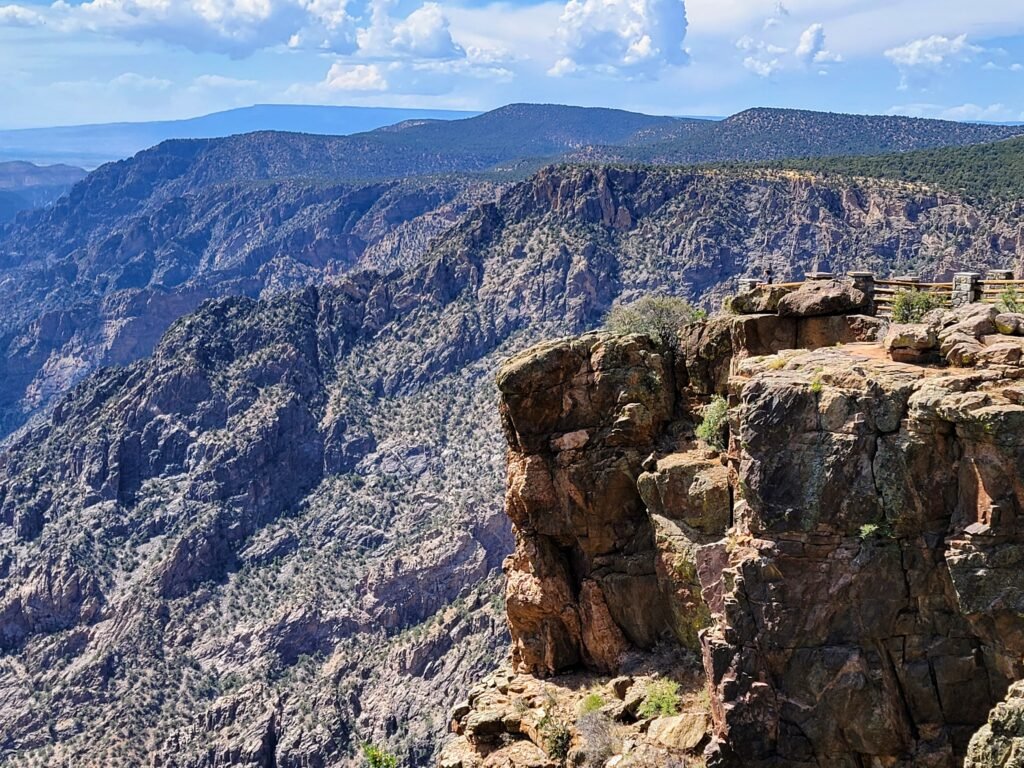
[776,280,867,318]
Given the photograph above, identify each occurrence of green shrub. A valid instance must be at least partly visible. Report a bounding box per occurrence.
[891,289,945,323]
[858,523,880,539]
[362,743,399,768]
[604,295,705,347]
[638,679,681,719]
[539,715,572,760]
[695,396,729,451]
[999,286,1024,314]
[579,692,605,716]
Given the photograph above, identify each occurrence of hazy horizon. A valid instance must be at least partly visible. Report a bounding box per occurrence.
[2,0,1023,130]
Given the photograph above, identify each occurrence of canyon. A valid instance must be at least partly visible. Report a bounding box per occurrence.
[1,146,1024,765]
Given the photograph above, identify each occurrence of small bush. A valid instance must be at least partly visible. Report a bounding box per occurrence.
[999,286,1024,314]
[858,523,879,539]
[891,289,944,323]
[362,743,399,768]
[539,715,572,761]
[579,692,605,716]
[695,396,729,451]
[575,712,618,768]
[604,295,705,347]
[638,679,681,719]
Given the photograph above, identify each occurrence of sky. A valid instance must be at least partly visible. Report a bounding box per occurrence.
[1,0,1024,128]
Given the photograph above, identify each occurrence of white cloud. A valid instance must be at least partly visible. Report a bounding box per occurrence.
[0,0,359,56]
[192,74,261,88]
[889,102,1024,123]
[357,0,462,59]
[323,62,389,90]
[110,72,173,90]
[795,23,839,64]
[885,34,982,69]
[549,0,688,77]
[743,56,781,77]
[0,4,43,26]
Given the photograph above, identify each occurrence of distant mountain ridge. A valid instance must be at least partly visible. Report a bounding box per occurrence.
[0,104,480,168]
[0,160,86,224]
[3,103,1024,438]
[582,106,1024,163]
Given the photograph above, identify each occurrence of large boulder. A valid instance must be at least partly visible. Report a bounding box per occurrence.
[776,280,867,318]
[884,323,939,364]
[995,312,1024,336]
[725,285,793,315]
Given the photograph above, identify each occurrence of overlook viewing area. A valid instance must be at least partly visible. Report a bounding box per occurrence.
[738,269,1024,320]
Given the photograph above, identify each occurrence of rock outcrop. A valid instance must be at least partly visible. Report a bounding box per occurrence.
[476,301,1024,768]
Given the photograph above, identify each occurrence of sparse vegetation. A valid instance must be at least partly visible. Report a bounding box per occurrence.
[638,679,681,719]
[695,396,729,451]
[891,289,945,324]
[580,692,605,716]
[761,134,1024,203]
[575,712,618,767]
[1000,286,1024,314]
[362,743,399,768]
[540,714,572,761]
[604,295,706,347]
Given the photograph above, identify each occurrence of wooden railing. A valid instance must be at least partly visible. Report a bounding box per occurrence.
[738,270,1022,319]
[874,280,952,319]
[979,279,1024,306]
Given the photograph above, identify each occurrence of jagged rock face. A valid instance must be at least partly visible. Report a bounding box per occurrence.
[494,314,880,680]
[3,161,1023,441]
[496,308,1024,768]
[0,171,495,437]
[700,349,1024,767]
[497,333,677,675]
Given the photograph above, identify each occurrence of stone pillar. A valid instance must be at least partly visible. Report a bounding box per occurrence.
[806,271,834,281]
[987,269,1014,280]
[848,271,876,316]
[952,272,980,309]
[738,278,760,293]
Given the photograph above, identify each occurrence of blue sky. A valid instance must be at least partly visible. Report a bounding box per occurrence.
[2,0,1024,128]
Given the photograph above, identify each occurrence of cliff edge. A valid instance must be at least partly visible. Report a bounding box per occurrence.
[445,285,1024,767]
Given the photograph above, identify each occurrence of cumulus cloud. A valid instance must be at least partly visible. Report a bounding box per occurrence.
[795,23,839,64]
[323,62,389,90]
[737,22,838,78]
[743,56,781,77]
[0,4,43,26]
[357,0,462,59]
[885,34,982,69]
[0,0,358,56]
[549,0,688,77]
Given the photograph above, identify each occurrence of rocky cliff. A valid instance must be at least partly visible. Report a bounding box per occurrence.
[447,288,1024,767]
[3,163,1024,766]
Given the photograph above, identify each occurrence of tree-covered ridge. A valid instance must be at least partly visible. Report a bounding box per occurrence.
[762,135,1024,203]
[588,107,1024,166]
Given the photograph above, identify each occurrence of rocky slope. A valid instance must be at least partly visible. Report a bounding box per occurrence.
[0,160,85,224]
[447,289,1024,767]
[3,106,1023,440]
[2,166,1024,765]
[0,167,498,437]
